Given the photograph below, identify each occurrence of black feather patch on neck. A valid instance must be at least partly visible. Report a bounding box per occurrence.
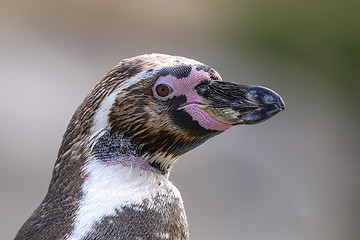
[93,129,169,174]
[93,129,140,161]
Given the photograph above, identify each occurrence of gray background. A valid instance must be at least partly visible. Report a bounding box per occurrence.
[1,0,359,239]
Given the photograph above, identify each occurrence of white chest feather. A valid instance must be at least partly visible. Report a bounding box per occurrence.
[65,161,182,240]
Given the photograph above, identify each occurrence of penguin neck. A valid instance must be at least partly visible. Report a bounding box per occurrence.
[45,126,189,239]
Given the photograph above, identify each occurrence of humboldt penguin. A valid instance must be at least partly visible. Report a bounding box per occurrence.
[15,53,285,240]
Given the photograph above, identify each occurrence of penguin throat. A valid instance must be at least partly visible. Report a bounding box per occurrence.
[104,156,165,175]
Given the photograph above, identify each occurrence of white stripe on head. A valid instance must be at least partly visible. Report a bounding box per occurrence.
[88,68,159,148]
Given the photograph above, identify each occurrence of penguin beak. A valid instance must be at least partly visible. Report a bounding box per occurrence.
[195,80,285,125]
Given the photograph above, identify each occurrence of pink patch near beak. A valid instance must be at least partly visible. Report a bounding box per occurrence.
[155,66,233,131]
[179,103,233,131]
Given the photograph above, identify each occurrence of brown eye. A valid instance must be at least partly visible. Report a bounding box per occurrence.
[155,84,173,97]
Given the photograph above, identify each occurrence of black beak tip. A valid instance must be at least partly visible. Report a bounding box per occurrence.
[240,86,285,124]
[275,96,285,111]
[246,86,285,110]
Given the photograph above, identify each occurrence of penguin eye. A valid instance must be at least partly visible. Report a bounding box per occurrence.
[155,84,173,97]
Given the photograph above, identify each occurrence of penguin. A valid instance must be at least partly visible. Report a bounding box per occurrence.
[15,53,285,240]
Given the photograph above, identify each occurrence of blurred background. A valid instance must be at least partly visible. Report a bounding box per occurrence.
[1,0,359,239]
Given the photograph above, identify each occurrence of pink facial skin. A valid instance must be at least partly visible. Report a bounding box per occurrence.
[106,156,168,177]
[153,67,233,131]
